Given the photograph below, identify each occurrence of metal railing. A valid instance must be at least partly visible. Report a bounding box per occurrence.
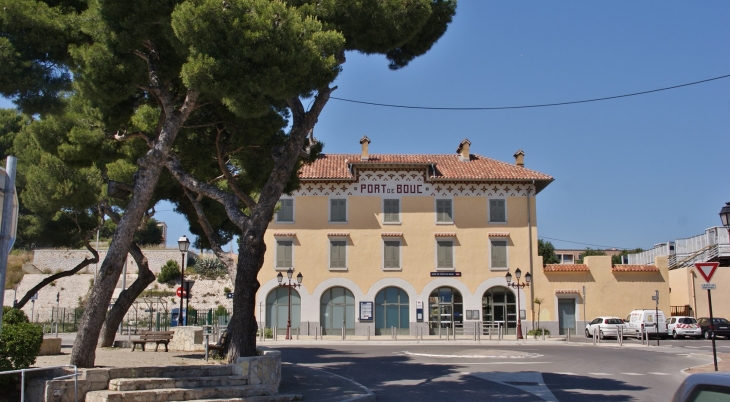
[0,365,79,402]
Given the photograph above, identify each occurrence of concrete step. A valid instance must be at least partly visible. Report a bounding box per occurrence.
[108,365,235,379]
[192,395,302,402]
[86,385,274,402]
[109,375,249,391]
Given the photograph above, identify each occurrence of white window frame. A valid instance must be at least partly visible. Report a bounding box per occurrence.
[434,238,455,270]
[274,238,294,271]
[435,197,454,225]
[275,197,295,223]
[328,237,348,271]
[382,198,401,225]
[489,238,508,271]
[562,254,574,264]
[488,197,507,224]
[328,197,348,224]
[382,238,402,271]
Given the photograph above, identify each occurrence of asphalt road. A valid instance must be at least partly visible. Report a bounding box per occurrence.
[274,341,721,402]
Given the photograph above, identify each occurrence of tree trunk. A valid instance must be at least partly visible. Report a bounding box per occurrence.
[98,243,155,347]
[70,89,198,368]
[227,227,265,362]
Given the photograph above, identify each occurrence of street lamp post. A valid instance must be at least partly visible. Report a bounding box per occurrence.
[277,268,303,340]
[505,268,531,340]
[177,236,190,326]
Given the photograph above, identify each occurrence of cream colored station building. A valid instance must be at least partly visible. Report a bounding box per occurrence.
[256,138,670,337]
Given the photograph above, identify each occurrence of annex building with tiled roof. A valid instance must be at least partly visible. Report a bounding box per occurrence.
[255,137,671,339]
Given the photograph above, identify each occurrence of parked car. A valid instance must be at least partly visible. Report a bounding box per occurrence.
[624,309,668,339]
[667,316,702,339]
[697,317,730,340]
[672,372,730,402]
[585,316,625,339]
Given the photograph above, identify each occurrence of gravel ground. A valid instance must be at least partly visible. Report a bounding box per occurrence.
[35,345,225,368]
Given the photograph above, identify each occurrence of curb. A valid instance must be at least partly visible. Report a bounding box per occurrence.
[680,354,724,375]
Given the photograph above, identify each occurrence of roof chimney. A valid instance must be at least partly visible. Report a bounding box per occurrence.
[456,139,471,162]
[514,150,525,167]
[359,135,371,161]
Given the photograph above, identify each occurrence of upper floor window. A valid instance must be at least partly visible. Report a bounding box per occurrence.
[436,240,454,269]
[330,199,347,223]
[383,240,401,270]
[276,199,294,222]
[489,198,506,223]
[436,199,453,223]
[275,240,293,269]
[329,240,347,270]
[490,239,507,270]
[383,199,400,223]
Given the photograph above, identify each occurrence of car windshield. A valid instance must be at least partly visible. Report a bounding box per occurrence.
[605,319,623,324]
[679,318,697,324]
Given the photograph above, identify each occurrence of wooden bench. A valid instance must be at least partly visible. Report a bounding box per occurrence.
[131,331,174,352]
[208,330,228,356]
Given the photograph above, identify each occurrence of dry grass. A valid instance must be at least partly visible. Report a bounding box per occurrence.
[4,251,31,289]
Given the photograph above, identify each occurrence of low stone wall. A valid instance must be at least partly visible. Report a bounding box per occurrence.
[168,326,205,351]
[38,338,62,355]
[31,349,282,402]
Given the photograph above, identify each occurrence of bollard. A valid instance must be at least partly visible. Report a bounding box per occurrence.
[593,328,597,345]
[439,325,442,339]
[205,334,209,361]
[473,324,476,341]
[395,327,398,341]
[297,326,300,340]
[498,323,502,340]
[367,325,370,341]
[542,329,546,341]
[315,326,318,341]
[321,326,323,340]
[274,327,277,341]
[420,326,423,341]
[567,329,571,342]
[341,326,345,341]
[597,328,601,344]
[447,326,450,341]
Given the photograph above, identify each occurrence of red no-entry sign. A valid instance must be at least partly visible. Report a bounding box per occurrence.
[176,287,187,298]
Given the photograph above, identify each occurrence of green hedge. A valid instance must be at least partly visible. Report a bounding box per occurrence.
[1,307,43,386]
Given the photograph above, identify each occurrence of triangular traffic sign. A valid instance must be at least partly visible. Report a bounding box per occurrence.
[695,262,720,283]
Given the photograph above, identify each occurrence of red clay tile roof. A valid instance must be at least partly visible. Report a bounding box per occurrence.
[434,232,457,237]
[543,264,590,272]
[327,232,350,237]
[381,232,403,237]
[299,154,553,192]
[273,232,296,237]
[555,289,581,294]
[488,232,510,237]
[612,265,659,273]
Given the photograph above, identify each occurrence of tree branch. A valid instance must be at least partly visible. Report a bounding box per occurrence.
[165,153,248,228]
[215,127,257,211]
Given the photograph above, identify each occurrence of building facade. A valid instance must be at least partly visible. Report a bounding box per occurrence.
[256,138,554,336]
[254,138,677,337]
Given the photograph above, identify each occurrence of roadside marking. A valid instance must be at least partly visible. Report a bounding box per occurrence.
[622,373,644,376]
[555,372,577,376]
[648,372,670,375]
[471,372,558,402]
[417,361,551,365]
[589,373,613,376]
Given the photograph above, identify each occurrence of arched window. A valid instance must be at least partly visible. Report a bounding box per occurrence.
[482,286,516,335]
[375,287,409,335]
[428,287,463,335]
[266,287,301,336]
[320,287,355,335]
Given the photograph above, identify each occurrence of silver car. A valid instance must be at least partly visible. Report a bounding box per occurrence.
[585,316,626,339]
[672,372,730,402]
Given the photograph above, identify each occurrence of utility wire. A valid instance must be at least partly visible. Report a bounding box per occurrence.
[538,235,631,250]
[331,73,730,110]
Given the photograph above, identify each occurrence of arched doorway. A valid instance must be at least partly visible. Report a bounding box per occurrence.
[428,287,463,335]
[375,287,409,335]
[266,287,301,336]
[320,287,355,335]
[482,286,516,335]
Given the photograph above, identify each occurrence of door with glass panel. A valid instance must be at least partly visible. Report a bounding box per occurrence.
[320,287,355,335]
[482,286,516,335]
[428,287,463,335]
[265,287,301,336]
[558,298,576,335]
[375,287,410,335]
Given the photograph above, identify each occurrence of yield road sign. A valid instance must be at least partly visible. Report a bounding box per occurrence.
[702,283,716,290]
[695,262,719,283]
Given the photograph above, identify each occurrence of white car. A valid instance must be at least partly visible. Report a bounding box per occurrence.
[585,316,626,339]
[667,316,701,339]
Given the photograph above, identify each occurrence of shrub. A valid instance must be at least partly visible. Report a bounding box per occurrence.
[157,260,180,284]
[527,328,550,336]
[223,287,231,294]
[0,307,43,384]
[193,258,227,279]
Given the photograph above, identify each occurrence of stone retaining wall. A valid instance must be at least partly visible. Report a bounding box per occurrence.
[168,326,205,351]
[32,249,196,275]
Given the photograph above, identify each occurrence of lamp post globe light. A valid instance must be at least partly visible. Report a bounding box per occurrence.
[505,267,531,340]
[720,202,730,229]
[177,235,190,326]
[277,268,303,340]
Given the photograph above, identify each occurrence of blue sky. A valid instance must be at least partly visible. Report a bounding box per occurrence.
[3,1,729,252]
